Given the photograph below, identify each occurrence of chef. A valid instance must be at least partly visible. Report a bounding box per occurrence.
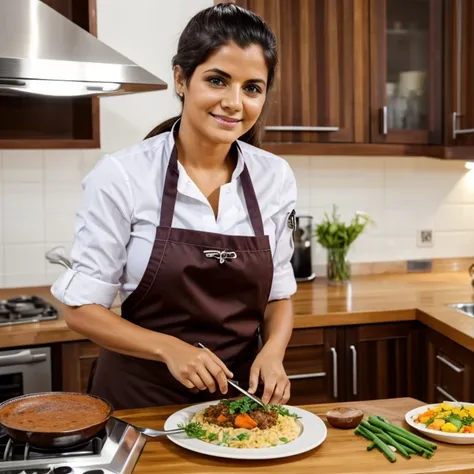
[51,3,297,410]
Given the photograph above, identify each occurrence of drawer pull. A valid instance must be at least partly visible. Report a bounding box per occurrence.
[287,372,326,380]
[436,355,464,373]
[330,347,338,399]
[265,125,340,132]
[350,345,358,396]
[435,385,458,402]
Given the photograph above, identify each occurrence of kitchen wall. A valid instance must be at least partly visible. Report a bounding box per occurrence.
[0,0,473,288]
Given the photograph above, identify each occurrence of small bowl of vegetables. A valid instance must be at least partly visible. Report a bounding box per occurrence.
[405,402,474,445]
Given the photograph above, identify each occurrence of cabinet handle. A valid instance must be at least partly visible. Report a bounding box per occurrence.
[264,125,340,132]
[452,0,474,138]
[435,385,458,402]
[287,372,326,380]
[349,345,358,396]
[436,354,464,374]
[330,347,338,399]
[381,106,388,135]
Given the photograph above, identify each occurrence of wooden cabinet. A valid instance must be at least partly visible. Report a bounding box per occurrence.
[226,0,474,158]
[285,321,421,405]
[0,0,99,149]
[370,0,443,145]
[236,0,355,145]
[284,328,341,405]
[61,340,100,393]
[426,328,473,403]
[344,321,423,401]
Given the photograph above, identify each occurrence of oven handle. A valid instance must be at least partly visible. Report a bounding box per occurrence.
[0,350,47,367]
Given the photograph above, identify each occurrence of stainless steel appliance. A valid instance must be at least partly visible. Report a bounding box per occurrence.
[0,0,167,97]
[0,417,146,474]
[0,296,58,326]
[290,215,316,282]
[0,347,52,402]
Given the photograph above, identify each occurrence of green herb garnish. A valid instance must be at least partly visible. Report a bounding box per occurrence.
[279,437,289,443]
[236,432,250,441]
[178,422,207,439]
[207,433,218,442]
[270,405,300,419]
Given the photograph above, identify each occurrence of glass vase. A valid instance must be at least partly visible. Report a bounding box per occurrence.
[327,248,351,285]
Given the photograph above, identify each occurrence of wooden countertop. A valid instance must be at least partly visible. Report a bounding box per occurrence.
[113,397,474,473]
[0,271,472,350]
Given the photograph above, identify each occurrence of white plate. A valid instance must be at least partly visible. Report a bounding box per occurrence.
[405,401,474,445]
[164,400,327,460]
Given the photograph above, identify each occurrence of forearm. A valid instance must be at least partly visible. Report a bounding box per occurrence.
[63,304,175,362]
[261,298,294,356]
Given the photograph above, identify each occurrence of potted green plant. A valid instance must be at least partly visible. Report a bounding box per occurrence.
[314,205,374,285]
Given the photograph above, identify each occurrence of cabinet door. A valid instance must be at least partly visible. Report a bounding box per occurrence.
[370,0,443,144]
[344,322,421,401]
[283,328,342,405]
[445,0,474,150]
[236,0,354,145]
[61,341,100,393]
[426,329,472,403]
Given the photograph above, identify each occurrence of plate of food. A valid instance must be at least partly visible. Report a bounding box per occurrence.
[164,396,327,459]
[405,401,474,445]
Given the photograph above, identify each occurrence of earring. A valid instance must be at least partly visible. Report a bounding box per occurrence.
[179,92,184,98]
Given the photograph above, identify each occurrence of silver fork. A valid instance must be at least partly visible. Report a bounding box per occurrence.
[118,419,185,437]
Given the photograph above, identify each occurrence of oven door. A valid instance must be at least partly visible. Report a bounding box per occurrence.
[0,347,51,402]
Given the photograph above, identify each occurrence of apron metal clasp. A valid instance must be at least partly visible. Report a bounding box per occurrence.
[203,250,237,264]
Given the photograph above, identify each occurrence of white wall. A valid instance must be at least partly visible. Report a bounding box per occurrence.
[0,0,473,288]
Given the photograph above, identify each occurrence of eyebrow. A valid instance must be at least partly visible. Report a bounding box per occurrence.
[204,68,266,86]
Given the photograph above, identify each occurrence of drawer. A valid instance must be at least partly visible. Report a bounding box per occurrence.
[435,351,468,402]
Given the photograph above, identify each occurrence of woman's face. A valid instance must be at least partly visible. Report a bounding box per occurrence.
[175,41,268,145]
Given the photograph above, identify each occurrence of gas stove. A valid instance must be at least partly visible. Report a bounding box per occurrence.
[0,417,146,474]
[0,297,58,326]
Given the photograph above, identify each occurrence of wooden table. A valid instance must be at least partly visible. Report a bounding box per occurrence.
[114,397,474,473]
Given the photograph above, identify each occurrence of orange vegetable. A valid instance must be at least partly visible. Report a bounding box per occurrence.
[216,414,227,423]
[234,413,257,429]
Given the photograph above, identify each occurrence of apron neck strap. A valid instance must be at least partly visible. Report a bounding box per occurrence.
[160,144,265,237]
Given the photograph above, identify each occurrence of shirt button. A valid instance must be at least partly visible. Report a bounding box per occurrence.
[227,188,231,194]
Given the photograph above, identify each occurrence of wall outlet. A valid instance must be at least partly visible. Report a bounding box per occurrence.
[416,229,434,247]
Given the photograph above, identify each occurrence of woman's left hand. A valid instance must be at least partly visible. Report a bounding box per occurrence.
[248,344,290,405]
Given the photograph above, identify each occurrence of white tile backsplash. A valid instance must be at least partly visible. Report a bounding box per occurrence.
[2,182,45,244]
[2,151,43,182]
[0,148,473,288]
[44,151,83,182]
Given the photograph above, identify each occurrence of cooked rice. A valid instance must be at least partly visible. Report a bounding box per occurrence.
[190,409,301,449]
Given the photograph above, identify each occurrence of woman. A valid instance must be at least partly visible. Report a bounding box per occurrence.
[52,3,297,410]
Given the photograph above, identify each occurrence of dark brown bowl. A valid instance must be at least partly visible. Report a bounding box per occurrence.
[0,392,113,448]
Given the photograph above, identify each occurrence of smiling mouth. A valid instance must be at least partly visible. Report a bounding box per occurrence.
[210,113,242,124]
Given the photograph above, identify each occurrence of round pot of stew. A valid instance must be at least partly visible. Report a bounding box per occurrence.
[0,392,113,449]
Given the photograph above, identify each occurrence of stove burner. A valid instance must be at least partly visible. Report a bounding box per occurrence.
[0,418,146,474]
[0,296,58,326]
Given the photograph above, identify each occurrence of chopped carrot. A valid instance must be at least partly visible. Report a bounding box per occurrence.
[234,413,257,429]
[216,414,227,423]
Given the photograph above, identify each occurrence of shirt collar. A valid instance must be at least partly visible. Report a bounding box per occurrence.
[165,118,245,184]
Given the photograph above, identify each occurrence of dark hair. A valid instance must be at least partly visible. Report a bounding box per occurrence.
[145,3,277,146]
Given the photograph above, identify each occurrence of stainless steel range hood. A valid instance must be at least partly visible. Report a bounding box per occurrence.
[0,0,168,98]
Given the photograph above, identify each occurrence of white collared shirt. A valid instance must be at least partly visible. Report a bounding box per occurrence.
[51,128,297,308]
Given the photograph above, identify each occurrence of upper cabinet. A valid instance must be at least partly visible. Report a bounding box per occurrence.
[370,0,443,145]
[239,0,355,146]
[0,0,100,150]
[228,0,474,158]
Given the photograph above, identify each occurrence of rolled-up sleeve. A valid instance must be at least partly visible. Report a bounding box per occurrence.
[268,161,297,301]
[51,155,133,308]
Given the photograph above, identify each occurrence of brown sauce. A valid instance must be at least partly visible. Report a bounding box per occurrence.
[0,394,111,433]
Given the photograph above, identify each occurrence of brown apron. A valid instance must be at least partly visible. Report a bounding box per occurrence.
[90,142,274,410]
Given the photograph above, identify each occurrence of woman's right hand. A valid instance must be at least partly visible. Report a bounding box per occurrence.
[162,339,233,394]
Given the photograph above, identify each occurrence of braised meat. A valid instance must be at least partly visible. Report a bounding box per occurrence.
[203,401,278,430]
